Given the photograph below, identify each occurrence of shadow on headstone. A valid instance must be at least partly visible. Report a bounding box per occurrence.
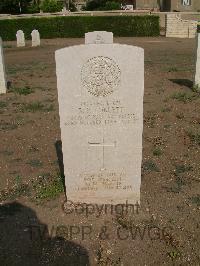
[0,201,90,266]
[55,140,65,192]
[169,79,193,88]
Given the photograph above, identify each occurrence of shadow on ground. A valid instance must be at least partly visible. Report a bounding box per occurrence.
[0,202,90,265]
[169,79,193,88]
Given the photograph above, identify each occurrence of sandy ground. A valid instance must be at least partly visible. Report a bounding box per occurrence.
[0,37,200,265]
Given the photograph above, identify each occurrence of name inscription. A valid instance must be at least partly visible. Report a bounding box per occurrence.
[65,99,136,126]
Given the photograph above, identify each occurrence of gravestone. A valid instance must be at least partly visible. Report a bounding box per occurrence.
[0,38,6,94]
[16,30,25,47]
[56,35,144,205]
[195,33,200,88]
[85,31,113,44]
[31,30,40,47]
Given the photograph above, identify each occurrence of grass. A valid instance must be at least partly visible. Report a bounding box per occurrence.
[187,130,200,145]
[161,107,171,112]
[0,121,18,130]
[174,164,193,176]
[0,101,8,108]
[192,85,200,93]
[21,101,54,113]
[153,147,163,156]
[35,175,64,200]
[190,195,200,206]
[167,176,186,193]
[143,160,160,172]
[11,86,34,95]
[176,113,184,119]
[170,91,200,103]
[167,67,178,72]
[0,183,30,201]
[27,159,43,168]
[168,250,181,261]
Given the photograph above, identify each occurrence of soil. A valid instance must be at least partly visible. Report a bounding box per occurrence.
[0,37,199,265]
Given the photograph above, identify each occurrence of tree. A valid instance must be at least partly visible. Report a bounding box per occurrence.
[84,0,120,11]
[0,0,32,14]
[40,0,63,12]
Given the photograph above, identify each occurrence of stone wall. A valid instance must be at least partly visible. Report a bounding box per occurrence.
[166,14,198,38]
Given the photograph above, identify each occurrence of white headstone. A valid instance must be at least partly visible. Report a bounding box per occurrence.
[31,29,40,47]
[0,38,6,94]
[56,36,144,205]
[16,30,25,47]
[195,33,200,88]
[85,31,113,44]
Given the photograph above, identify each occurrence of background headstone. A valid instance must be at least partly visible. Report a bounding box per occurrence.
[195,33,200,88]
[56,39,144,205]
[16,30,25,47]
[31,30,40,47]
[85,31,113,44]
[0,38,6,94]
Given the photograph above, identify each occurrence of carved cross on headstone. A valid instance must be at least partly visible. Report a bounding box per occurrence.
[88,138,117,170]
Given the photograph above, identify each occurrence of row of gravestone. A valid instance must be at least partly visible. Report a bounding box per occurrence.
[0,31,200,205]
[16,29,40,47]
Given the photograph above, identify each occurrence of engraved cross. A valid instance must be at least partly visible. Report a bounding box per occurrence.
[88,137,117,170]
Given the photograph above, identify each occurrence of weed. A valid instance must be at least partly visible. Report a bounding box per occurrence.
[161,107,171,112]
[167,67,178,72]
[168,250,180,260]
[192,84,200,93]
[171,92,199,103]
[190,195,200,206]
[174,164,193,176]
[11,86,34,95]
[176,113,184,119]
[0,121,18,130]
[27,159,43,168]
[187,130,200,145]
[143,160,160,172]
[21,102,54,112]
[0,101,7,108]
[0,183,30,201]
[153,147,163,156]
[35,175,64,200]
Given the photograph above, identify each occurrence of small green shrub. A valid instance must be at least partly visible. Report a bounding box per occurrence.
[103,1,121,10]
[40,0,63,13]
[11,86,34,95]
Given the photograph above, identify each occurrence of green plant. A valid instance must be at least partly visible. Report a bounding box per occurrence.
[171,91,199,103]
[27,159,43,168]
[0,101,7,108]
[168,250,180,260]
[36,175,64,200]
[21,101,54,112]
[143,160,160,172]
[187,130,200,145]
[192,84,200,93]
[40,0,63,12]
[190,195,200,206]
[167,67,178,72]
[174,164,193,176]
[0,15,160,41]
[103,1,121,10]
[11,86,34,95]
[153,147,162,156]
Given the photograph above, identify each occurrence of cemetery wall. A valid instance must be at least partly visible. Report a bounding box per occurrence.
[166,14,198,38]
[0,15,159,41]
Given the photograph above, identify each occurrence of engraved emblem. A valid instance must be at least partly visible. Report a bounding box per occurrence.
[81,56,121,97]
